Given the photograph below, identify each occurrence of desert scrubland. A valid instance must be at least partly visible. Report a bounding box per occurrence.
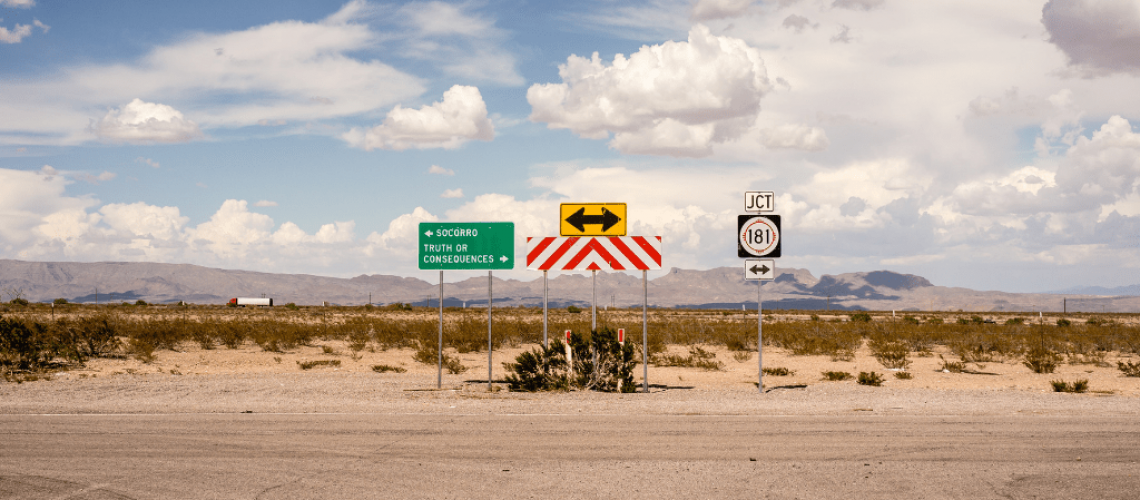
[2,302,1139,399]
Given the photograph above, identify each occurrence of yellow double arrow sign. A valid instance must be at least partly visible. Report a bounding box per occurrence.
[559,203,626,236]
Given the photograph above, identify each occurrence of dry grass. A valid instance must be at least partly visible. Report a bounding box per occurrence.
[3,305,1140,384]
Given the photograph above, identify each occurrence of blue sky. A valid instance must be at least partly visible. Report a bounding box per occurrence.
[1,0,1139,292]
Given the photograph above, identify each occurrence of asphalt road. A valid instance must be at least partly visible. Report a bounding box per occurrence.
[1,413,1138,499]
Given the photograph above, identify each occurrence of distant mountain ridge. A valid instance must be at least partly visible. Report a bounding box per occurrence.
[1,259,1138,313]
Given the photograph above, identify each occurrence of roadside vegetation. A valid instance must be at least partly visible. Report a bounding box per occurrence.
[1,302,1138,387]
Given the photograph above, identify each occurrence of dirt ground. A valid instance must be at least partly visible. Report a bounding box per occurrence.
[34,339,1139,397]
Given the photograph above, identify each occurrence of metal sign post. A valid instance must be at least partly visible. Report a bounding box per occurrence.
[745,260,775,393]
[592,269,597,331]
[438,271,443,389]
[643,269,649,393]
[543,270,548,348]
[488,270,493,391]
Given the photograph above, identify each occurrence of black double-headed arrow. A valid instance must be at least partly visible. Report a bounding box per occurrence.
[749,264,771,276]
[566,207,622,232]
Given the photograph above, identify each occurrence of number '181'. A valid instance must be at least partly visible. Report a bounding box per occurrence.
[748,229,771,245]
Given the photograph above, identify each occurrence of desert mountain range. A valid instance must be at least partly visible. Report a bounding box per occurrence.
[1,259,1137,313]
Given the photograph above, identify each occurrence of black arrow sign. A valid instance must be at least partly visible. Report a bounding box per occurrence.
[566,207,622,233]
[749,264,771,276]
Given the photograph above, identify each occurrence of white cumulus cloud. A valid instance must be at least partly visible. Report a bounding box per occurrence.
[90,99,203,144]
[254,200,278,207]
[343,85,494,151]
[0,0,35,7]
[100,202,188,241]
[527,25,771,157]
[440,188,464,198]
[366,206,438,257]
[0,18,46,44]
[428,165,455,176]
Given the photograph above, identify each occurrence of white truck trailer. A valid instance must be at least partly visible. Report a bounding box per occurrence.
[229,297,273,307]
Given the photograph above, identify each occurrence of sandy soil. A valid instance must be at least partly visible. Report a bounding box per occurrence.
[27,340,1134,395]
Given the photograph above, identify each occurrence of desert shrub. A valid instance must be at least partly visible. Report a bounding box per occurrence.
[129,336,156,363]
[129,318,183,351]
[927,316,944,325]
[412,340,468,374]
[762,366,793,376]
[1116,360,1140,377]
[1005,317,1025,325]
[869,335,910,370]
[53,298,69,305]
[568,328,638,392]
[949,329,1022,363]
[652,345,723,371]
[1051,379,1088,393]
[413,341,439,365]
[187,320,214,350]
[444,355,468,374]
[766,322,861,361]
[212,320,245,349]
[135,300,148,306]
[297,359,340,370]
[1056,318,1072,327]
[0,316,55,371]
[371,364,406,373]
[857,371,884,386]
[1066,351,1107,366]
[249,319,315,352]
[939,355,965,373]
[381,302,413,311]
[284,303,299,311]
[732,351,752,362]
[902,315,920,325]
[54,315,120,361]
[503,340,570,392]
[849,312,872,323]
[894,371,913,380]
[1023,346,1062,374]
[452,314,491,353]
[9,298,29,306]
[810,314,820,321]
[567,305,582,314]
[822,371,852,381]
[724,333,751,352]
[1086,316,1111,327]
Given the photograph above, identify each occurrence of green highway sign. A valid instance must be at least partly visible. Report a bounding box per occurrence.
[418,222,515,270]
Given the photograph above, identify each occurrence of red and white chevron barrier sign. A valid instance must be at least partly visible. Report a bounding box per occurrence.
[526,236,662,271]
